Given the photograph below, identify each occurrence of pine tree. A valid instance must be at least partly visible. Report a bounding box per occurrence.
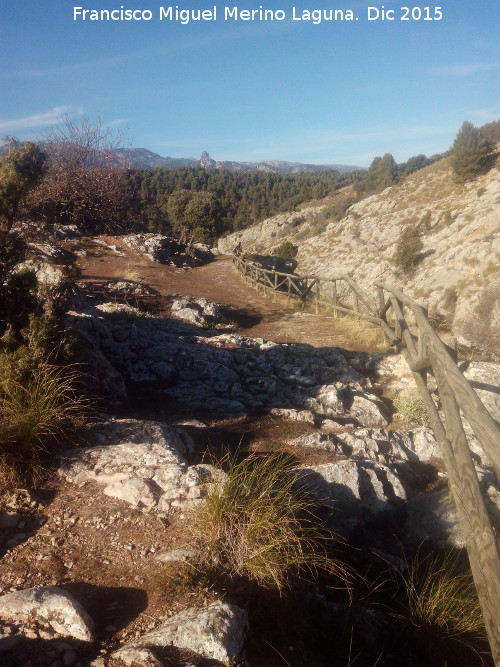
[451,121,491,184]
[364,153,398,193]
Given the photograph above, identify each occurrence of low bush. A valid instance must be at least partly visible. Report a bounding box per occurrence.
[274,241,298,259]
[392,390,428,425]
[419,210,432,231]
[0,315,89,488]
[0,356,88,487]
[323,194,358,220]
[394,226,424,275]
[192,452,350,591]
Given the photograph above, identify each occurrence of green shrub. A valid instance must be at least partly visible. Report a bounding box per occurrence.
[419,210,432,231]
[323,194,358,220]
[192,452,350,591]
[290,215,306,226]
[451,121,491,184]
[274,241,298,259]
[394,227,424,275]
[441,209,454,227]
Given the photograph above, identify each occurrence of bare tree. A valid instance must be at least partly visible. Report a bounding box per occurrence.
[26,115,134,234]
[1,135,20,156]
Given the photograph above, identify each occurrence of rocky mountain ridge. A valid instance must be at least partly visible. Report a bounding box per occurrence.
[114,148,362,173]
[219,157,500,355]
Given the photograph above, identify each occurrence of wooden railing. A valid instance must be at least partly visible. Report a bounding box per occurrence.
[232,254,381,323]
[233,254,500,664]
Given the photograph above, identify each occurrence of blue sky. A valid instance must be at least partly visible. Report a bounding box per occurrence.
[1,0,499,166]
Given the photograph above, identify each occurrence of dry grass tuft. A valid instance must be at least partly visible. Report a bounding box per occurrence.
[340,317,390,353]
[393,547,488,665]
[391,390,428,425]
[192,452,351,592]
[0,356,89,487]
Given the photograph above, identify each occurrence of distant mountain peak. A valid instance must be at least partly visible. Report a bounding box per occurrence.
[200,151,217,168]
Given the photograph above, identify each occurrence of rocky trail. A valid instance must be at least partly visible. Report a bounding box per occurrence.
[1,234,499,666]
[77,236,373,352]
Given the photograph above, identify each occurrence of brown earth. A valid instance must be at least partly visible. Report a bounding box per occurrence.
[76,235,386,352]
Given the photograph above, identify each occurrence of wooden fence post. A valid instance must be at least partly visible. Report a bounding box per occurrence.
[434,367,500,664]
[353,291,359,316]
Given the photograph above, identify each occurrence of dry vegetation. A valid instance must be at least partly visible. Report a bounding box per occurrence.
[192,452,351,591]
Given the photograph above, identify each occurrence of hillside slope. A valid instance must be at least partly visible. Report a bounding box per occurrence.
[219,158,500,354]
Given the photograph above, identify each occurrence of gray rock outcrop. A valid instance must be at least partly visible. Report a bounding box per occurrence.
[122,233,215,266]
[59,418,219,514]
[110,601,248,665]
[171,295,228,326]
[69,305,387,424]
[0,586,94,648]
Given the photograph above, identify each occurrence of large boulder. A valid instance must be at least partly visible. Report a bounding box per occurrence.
[110,601,248,665]
[0,586,94,649]
[171,295,228,326]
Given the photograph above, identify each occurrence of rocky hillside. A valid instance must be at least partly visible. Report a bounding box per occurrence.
[219,157,500,355]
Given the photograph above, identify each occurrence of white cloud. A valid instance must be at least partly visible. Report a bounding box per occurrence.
[0,105,84,132]
[107,118,128,129]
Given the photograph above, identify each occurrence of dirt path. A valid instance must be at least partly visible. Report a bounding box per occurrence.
[77,236,383,352]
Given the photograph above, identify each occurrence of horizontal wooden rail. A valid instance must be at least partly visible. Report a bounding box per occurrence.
[233,254,375,320]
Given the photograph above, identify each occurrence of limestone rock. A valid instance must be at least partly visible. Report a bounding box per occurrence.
[122,233,215,266]
[59,418,209,514]
[331,427,438,463]
[171,295,228,326]
[297,459,407,537]
[0,586,94,645]
[103,279,160,297]
[111,601,247,664]
[53,224,81,240]
[406,487,464,548]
